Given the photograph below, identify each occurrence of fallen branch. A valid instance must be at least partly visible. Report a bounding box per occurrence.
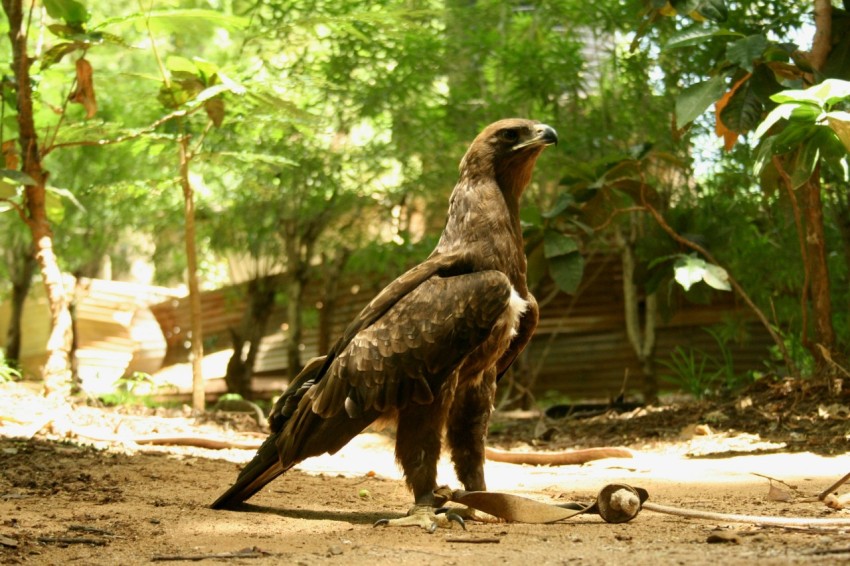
[68,428,264,451]
[445,536,501,544]
[37,536,108,546]
[819,470,850,501]
[485,446,632,466]
[151,547,270,561]
[642,501,850,527]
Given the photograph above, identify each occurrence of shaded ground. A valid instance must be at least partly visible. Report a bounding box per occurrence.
[1,379,849,565]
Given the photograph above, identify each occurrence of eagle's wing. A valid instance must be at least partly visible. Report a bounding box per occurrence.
[212,260,514,509]
[267,253,464,430]
[308,269,515,418]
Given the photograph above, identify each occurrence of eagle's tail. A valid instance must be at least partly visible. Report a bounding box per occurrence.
[210,432,286,509]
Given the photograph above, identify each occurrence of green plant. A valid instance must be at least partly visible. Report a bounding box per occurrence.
[659,345,717,399]
[659,326,747,399]
[0,351,22,383]
[98,371,157,406]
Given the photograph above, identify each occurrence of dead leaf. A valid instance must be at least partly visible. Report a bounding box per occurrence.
[204,98,224,127]
[2,140,18,169]
[714,73,751,151]
[767,481,795,502]
[69,57,97,119]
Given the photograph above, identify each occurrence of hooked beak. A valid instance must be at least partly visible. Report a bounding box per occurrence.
[513,123,558,150]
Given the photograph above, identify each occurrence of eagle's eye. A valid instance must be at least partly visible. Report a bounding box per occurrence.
[499,129,520,144]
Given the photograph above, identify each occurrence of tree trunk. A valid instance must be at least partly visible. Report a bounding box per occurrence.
[178,135,205,411]
[4,239,36,364]
[801,173,837,379]
[317,250,350,354]
[224,277,277,399]
[285,276,304,380]
[3,0,74,397]
[617,223,658,403]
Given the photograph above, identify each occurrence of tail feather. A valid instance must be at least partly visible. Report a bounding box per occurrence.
[210,433,286,509]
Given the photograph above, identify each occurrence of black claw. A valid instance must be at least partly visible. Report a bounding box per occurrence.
[373,519,389,528]
[427,522,438,534]
[446,512,466,531]
[434,507,449,515]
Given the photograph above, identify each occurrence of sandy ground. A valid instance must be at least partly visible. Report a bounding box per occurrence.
[1,383,849,565]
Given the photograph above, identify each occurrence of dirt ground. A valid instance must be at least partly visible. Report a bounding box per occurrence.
[1,380,849,565]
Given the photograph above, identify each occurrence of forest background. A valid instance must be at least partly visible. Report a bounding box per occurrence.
[1,0,849,409]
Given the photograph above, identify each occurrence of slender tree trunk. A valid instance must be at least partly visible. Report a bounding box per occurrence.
[802,1,840,390]
[617,223,658,403]
[5,241,36,364]
[317,250,350,354]
[285,276,304,380]
[3,0,74,397]
[801,172,836,375]
[224,277,277,399]
[178,135,205,411]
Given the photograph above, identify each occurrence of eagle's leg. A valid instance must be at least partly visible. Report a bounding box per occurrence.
[447,372,497,491]
[445,370,502,522]
[374,400,464,531]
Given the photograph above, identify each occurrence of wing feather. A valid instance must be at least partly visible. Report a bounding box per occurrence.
[310,270,513,418]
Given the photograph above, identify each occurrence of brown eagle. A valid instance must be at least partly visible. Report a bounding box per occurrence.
[211,118,557,530]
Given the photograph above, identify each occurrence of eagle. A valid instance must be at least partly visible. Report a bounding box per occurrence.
[211,118,558,530]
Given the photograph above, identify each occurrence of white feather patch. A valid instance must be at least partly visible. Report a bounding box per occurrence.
[507,287,529,338]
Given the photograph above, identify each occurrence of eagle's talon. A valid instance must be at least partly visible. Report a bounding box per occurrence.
[445,512,466,530]
[372,505,463,532]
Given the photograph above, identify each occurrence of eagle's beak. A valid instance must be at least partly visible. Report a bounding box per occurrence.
[513,123,558,150]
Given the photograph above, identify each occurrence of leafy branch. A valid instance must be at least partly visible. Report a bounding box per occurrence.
[637,178,796,375]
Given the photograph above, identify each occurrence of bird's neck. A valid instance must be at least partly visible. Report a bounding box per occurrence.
[434,171,528,293]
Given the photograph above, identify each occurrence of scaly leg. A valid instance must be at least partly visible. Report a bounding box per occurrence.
[374,399,464,531]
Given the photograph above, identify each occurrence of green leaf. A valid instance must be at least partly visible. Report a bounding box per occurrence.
[772,123,817,154]
[675,74,728,126]
[519,205,543,228]
[754,103,795,138]
[204,151,296,167]
[771,79,850,107]
[542,192,575,219]
[543,230,579,258]
[726,34,768,71]
[165,55,198,75]
[96,9,248,32]
[674,256,706,291]
[719,78,763,133]
[664,26,743,50]
[39,42,81,68]
[46,185,85,212]
[671,0,701,13]
[695,0,728,22]
[548,252,584,294]
[0,169,36,186]
[749,63,784,104]
[703,264,731,291]
[753,137,776,175]
[43,0,90,25]
[0,180,18,198]
[673,256,729,291]
[826,111,850,152]
[789,139,820,189]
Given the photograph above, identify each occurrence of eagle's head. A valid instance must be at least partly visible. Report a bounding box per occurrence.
[459,118,558,198]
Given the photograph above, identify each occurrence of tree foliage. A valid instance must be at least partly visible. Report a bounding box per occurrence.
[1,0,847,400]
